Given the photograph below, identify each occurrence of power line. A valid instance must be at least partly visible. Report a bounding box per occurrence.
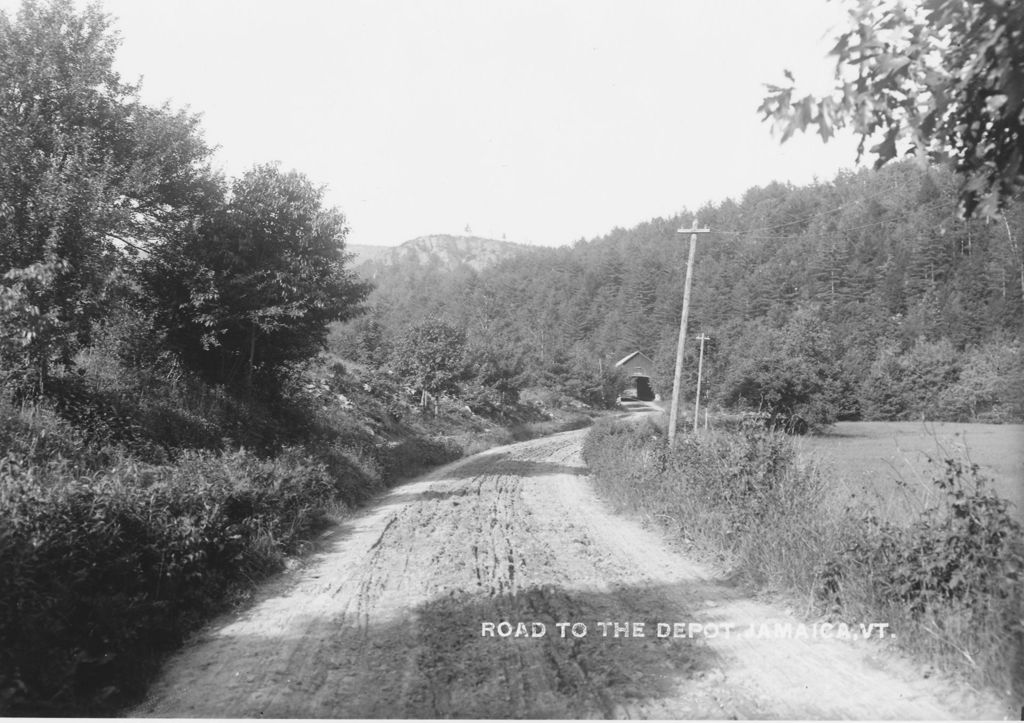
[714,177,957,239]
[714,197,954,242]
[729,194,872,236]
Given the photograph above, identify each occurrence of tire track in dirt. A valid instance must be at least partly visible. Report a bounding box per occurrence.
[133,428,1011,719]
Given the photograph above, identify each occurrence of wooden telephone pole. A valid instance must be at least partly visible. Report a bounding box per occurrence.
[693,332,709,433]
[667,220,711,446]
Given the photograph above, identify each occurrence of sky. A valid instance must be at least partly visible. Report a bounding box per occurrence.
[7,0,867,248]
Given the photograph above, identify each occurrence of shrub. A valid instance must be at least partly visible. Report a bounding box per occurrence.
[716,313,844,430]
[584,416,822,543]
[378,436,462,482]
[935,339,1024,422]
[583,416,1024,697]
[0,397,92,470]
[0,447,338,715]
[859,339,962,420]
[821,458,1024,695]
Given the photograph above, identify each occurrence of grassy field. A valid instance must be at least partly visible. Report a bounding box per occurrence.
[584,416,1024,700]
[795,421,1024,522]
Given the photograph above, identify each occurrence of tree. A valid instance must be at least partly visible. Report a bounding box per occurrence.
[329,311,391,365]
[760,0,1024,218]
[718,314,843,431]
[859,338,962,419]
[390,319,467,407]
[146,164,371,388]
[466,340,527,405]
[540,350,625,409]
[0,0,216,389]
[938,336,1024,421]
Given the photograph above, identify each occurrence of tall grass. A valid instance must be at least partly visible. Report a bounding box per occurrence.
[582,416,1024,699]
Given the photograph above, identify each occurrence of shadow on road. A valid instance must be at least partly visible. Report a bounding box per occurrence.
[442,456,589,480]
[408,583,723,718]
[380,458,590,508]
[134,581,726,718]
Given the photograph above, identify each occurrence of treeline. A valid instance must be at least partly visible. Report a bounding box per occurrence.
[0,2,370,399]
[338,160,1024,425]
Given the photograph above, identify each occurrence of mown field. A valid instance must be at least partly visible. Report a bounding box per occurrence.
[797,422,1024,522]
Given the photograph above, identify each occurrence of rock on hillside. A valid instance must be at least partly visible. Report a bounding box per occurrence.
[354,234,527,279]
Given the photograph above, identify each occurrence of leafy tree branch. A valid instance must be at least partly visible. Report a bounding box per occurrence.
[760,0,1024,218]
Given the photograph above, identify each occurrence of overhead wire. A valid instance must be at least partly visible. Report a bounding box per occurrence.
[721,192,877,236]
[707,173,958,239]
[713,196,955,243]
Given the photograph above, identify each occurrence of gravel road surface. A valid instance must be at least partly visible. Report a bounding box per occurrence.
[134,428,1010,719]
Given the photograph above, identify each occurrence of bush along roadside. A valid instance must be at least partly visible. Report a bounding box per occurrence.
[0,404,461,715]
[0,447,341,715]
[581,416,1024,700]
[0,377,596,716]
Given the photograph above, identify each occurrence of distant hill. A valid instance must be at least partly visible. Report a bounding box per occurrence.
[354,234,528,279]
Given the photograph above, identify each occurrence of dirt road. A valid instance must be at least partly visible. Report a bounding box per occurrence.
[134,428,1010,719]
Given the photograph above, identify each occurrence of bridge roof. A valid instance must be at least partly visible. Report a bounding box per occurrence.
[614,350,653,368]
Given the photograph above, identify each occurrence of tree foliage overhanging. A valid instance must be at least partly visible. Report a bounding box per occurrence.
[759,0,1024,219]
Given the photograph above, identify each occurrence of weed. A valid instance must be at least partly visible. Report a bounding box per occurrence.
[0,445,342,715]
[582,417,1024,697]
[822,458,1023,695]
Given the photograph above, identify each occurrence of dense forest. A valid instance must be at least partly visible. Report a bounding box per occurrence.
[336,161,1024,426]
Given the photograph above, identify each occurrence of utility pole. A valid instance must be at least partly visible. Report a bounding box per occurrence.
[693,332,709,433]
[668,220,711,446]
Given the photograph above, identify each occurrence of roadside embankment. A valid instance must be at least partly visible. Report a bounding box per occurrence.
[581,415,1024,705]
[0,360,599,716]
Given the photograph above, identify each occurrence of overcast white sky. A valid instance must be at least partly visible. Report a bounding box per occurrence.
[7,0,867,247]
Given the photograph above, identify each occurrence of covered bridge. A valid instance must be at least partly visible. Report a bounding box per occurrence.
[614,350,656,401]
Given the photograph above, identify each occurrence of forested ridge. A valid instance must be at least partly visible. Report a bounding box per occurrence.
[339,160,1024,425]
